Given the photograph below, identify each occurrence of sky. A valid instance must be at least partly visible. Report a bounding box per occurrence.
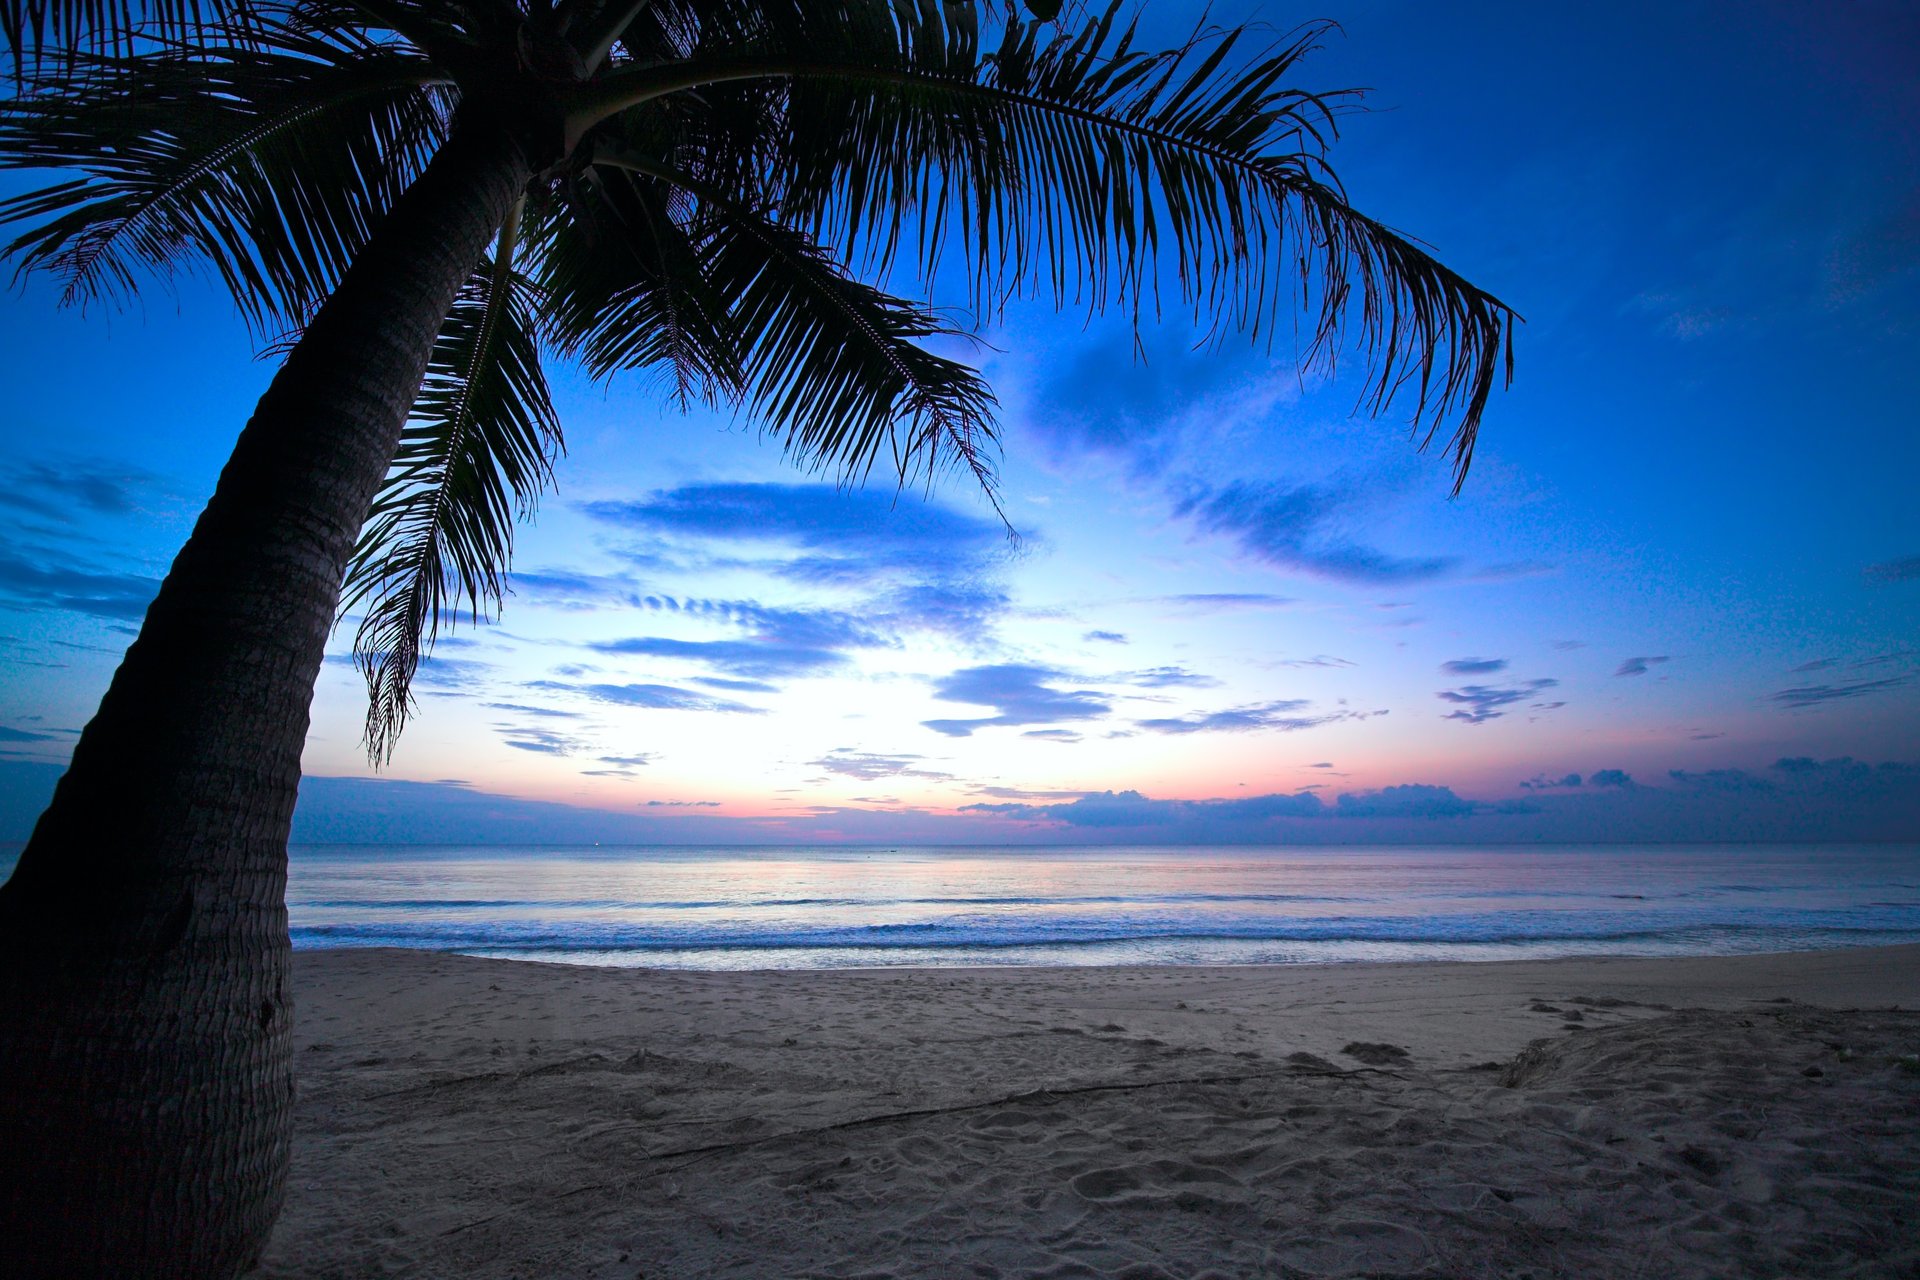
[1,1,1917,844]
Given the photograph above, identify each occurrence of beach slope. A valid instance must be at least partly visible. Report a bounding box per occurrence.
[257,946,1920,1278]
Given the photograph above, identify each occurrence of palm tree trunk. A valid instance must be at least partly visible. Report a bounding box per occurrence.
[0,112,533,1278]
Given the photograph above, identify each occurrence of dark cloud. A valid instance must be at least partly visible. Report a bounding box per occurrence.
[482,702,585,719]
[1084,630,1128,644]
[1864,556,1920,584]
[1437,678,1559,725]
[1521,772,1583,790]
[1614,655,1670,677]
[590,635,847,680]
[1173,480,1457,585]
[1668,767,1776,793]
[1275,655,1355,669]
[921,663,1109,738]
[0,460,157,522]
[1769,675,1911,708]
[1791,658,1836,672]
[527,679,764,715]
[1136,700,1364,736]
[643,799,721,808]
[810,750,952,782]
[964,782,1479,829]
[1552,640,1586,651]
[1335,784,1478,819]
[0,726,56,743]
[1441,657,1508,675]
[600,754,655,767]
[1590,769,1633,788]
[0,551,159,621]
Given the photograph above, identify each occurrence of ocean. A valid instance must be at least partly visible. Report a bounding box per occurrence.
[253,843,1920,969]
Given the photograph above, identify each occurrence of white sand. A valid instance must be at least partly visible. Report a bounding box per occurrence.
[257,945,1920,1278]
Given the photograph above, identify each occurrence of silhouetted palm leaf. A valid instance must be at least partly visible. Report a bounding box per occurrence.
[0,24,450,331]
[340,203,560,760]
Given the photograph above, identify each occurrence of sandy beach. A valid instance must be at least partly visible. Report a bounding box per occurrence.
[258,945,1920,1278]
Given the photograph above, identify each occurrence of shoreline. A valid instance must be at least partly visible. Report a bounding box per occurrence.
[261,942,1920,1278]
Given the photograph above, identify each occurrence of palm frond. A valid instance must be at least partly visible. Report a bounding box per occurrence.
[534,163,739,407]
[582,151,1002,506]
[0,24,452,333]
[341,205,561,762]
[2,0,236,68]
[574,0,1515,489]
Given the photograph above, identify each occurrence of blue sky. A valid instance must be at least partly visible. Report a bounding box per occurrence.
[1,0,1917,843]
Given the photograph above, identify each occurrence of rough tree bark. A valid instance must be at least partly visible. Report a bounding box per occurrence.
[0,113,533,1278]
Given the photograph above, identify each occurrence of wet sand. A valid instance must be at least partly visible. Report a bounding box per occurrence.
[257,944,1920,1278]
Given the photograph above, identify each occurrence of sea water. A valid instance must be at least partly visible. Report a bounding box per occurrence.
[255,843,1920,969]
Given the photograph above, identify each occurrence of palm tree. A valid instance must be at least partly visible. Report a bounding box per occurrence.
[0,0,1515,1274]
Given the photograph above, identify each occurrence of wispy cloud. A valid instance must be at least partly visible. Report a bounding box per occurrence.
[1864,555,1920,584]
[527,679,765,715]
[1083,629,1128,644]
[922,664,1109,738]
[1769,675,1911,708]
[583,483,1006,585]
[1161,592,1299,612]
[1136,700,1369,736]
[1173,480,1456,585]
[809,750,952,782]
[1441,657,1507,675]
[1125,665,1219,689]
[1437,678,1559,724]
[0,549,159,621]
[1614,655,1670,677]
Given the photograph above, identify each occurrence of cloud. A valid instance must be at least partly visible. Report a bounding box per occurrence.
[587,598,887,679]
[1590,769,1633,788]
[0,725,56,743]
[1136,700,1365,736]
[483,702,585,719]
[1022,729,1082,742]
[691,676,781,694]
[1769,675,1911,708]
[1334,784,1478,819]
[1084,630,1128,644]
[600,754,655,767]
[1126,665,1219,689]
[1162,592,1298,612]
[0,459,158,522]
[1441,657,1508,675]
[0,551,159,621]
[1864,556,1920,584]
[810,750,952,782]
[1173,480,1456,584]
[527,679,765,715]
[1437,677,1559,724]
[1521,772,1583,790]
[1019,331,1285,472]
[644,799,721,808]
[963,782,1481,829]
[498,726,587,756]
[1668,767,1775,793]
[1274,655,1355,669]
[1614,655,1670,677]
[921,663,1109,737]
[582,483,1006,584]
